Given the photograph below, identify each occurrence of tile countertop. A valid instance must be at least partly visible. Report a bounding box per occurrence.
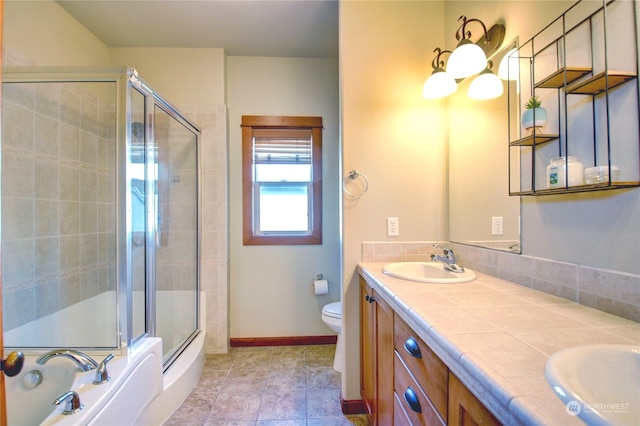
[357,263,640,426]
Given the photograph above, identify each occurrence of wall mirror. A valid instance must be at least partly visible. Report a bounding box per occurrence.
[448,38,522,253]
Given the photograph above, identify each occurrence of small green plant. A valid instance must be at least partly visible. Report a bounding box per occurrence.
[524,95,542,109]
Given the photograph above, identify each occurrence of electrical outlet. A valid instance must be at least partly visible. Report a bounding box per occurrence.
[387,217,399,237]
[491,216,504,236]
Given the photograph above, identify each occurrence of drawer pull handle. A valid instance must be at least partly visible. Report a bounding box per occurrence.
[365,294,376,303]
[404,387,422,413]
[404,337,422,358]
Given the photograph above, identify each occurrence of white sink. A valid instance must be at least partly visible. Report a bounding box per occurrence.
[545,344,640,426]
[382,262,476,284]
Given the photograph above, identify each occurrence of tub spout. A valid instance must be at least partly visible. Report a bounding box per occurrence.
[53,390,84,415]
[36,349,98,372]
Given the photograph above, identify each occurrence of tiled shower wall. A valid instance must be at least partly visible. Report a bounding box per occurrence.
[362,241,640,323]
[2,78,116,331]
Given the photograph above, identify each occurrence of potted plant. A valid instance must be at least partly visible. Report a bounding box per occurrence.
[521,95,547,132]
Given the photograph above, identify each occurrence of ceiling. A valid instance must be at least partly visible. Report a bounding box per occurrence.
[56,0,339,58]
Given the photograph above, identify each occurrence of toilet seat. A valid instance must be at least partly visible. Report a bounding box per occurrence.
[322,302,341,319]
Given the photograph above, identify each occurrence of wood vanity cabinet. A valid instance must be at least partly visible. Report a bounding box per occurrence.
[394,314,448,425]
[360,277,394,425]
[448,373,501,426]
[361,276,502,425]
[393,314,501,426]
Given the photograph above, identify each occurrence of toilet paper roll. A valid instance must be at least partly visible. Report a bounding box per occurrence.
[314,279,329,295]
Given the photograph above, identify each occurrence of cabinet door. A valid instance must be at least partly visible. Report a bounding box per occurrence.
[375,288,394,426]
[360,278,376,422]
[359,277,394,426]
[448,373,502,426]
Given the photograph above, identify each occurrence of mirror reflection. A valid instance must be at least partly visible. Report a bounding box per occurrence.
[448,39,521,253]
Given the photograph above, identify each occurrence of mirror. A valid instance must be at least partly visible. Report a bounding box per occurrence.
[448,39,521,253]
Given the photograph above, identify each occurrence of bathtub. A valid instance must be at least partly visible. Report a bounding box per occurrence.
[6,338,163,425]
[4,292,206,425]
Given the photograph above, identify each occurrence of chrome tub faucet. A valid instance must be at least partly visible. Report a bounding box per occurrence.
[53,390,84,415]
[36,349,99,372]
[430,244,465,273]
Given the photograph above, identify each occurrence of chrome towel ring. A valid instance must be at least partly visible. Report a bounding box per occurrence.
[343,170,369,199]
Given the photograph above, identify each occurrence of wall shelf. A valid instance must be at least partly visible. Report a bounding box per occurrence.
[510,181,640,196]
[508,0,640,196]
[509,134,559,147]
[566,71,637,95]
[535,67,592,89]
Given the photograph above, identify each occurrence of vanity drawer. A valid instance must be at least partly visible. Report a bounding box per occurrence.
[394,351,446,426]
[393,391,412,426]
[394,314,448,421]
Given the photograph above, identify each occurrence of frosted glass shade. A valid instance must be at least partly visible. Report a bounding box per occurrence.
[447,39,488,79]
[423,69,457,99]
[468,70,504,100]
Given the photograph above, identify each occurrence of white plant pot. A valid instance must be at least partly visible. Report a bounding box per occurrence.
[522,107,547,130]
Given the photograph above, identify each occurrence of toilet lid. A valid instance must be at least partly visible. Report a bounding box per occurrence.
[323,301,341,319]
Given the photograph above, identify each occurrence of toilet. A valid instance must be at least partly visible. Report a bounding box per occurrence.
[321,301,343,373]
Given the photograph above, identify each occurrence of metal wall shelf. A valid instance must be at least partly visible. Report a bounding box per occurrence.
[508,0,640,196]
[510,181,640,196]
[535,67,592,88]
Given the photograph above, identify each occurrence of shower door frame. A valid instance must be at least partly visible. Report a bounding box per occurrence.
[1,67,202,362]
[2,67,130,351]
[129,71,203,369]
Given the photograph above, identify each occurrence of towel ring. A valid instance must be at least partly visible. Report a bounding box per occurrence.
[343,170,369,199]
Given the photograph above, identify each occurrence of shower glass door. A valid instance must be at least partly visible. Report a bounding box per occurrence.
[2,76,119,349]
[152,102,199,365]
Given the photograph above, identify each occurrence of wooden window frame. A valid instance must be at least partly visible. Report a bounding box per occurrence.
[242,115,323,245]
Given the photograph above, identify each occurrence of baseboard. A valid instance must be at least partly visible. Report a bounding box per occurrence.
[341,392,366,415]
[230,335,338,347]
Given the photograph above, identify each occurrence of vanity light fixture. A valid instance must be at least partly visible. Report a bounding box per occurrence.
[422,48,457,99]
[468,60,504,100]
[447,16,505,79]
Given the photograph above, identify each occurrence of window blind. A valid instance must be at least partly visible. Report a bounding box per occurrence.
[252,129,312,165]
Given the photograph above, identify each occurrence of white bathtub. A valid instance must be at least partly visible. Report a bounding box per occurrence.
[6,338,163,425]
[4,292,206,425]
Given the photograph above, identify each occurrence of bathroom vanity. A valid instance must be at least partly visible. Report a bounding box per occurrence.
[361,276,498,426]
[358,263,639,425]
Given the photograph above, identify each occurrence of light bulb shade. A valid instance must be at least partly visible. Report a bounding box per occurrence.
[498,48,519,80]
[446,39,488,79]
[423,69,457,99]
[468,70,504,100]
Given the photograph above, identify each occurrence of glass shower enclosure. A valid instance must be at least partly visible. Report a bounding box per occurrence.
[2,67,200,368]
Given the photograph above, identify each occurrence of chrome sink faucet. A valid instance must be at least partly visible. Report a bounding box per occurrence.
[36,349,98,372]
[430,244,465,273]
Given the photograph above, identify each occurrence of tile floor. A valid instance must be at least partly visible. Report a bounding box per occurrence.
[163,344,370,426]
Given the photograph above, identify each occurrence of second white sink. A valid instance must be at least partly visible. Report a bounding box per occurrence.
[382,262,476,284]
[545,344,640,426]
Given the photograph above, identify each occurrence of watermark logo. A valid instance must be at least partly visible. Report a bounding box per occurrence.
[565,401,630,417]
[566,401,581,416]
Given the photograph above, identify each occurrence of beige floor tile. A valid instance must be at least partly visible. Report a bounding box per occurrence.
[164,344,370,426]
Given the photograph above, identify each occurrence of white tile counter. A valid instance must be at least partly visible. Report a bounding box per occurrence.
[358,263,640,425]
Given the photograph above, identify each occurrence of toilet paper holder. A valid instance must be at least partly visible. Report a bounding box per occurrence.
[316,274,323,280]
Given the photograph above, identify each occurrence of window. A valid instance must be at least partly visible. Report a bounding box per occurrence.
[242,116,323,245]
